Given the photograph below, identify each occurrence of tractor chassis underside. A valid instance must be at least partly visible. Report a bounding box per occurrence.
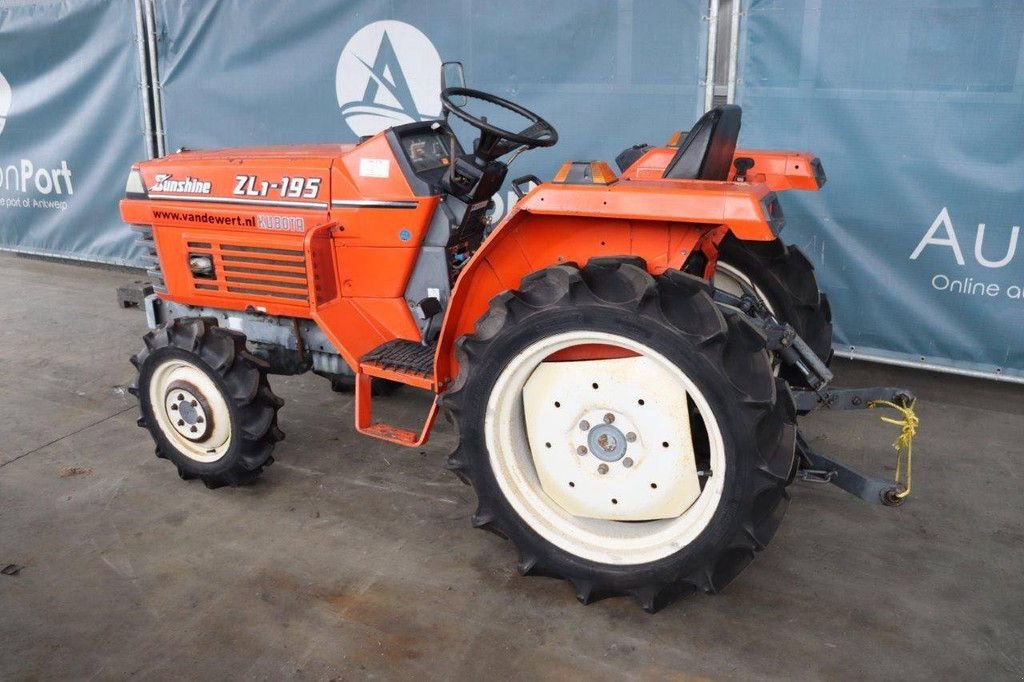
[148,283,913,507]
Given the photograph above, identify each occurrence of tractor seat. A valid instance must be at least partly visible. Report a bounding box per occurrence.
[662,105,742,181]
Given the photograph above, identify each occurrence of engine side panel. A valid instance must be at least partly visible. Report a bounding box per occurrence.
[119,133,445,368]
[121,150,340,318]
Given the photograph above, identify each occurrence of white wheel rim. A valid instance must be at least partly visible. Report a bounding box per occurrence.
[148,358,233,462]
[713,260,778,318]
[484,331,727,566]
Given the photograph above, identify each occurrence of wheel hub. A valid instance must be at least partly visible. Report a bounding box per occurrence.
[521,355,703,522]
[585,422,627,462]
[163,381,212,442]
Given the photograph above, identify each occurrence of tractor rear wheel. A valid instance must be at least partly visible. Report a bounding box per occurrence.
[443,258,795,611]
[129,317,284,488]
[713,234,833,385]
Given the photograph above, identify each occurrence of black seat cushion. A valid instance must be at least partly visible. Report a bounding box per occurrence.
[662,105,742,181]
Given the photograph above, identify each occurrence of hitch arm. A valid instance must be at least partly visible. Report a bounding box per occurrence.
[711,284,918,506]
[791,386,915,415]
[797,433,906,506]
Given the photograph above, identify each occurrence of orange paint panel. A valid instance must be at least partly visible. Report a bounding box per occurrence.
[434,209,711,383]
[437,259,505,384]
[547,344,638,361]
[618,145,823,192]
[361,364,434,389]
[338,247,420,298]
[349,297,420,344]
[354,371,439,446]
[336,134,414,198]
[311,297,385,369]
[305,222,339,306]
[482,231,533,288]
[503,218,634,272]
[513,181,775,243]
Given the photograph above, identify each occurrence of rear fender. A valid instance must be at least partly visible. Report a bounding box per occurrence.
[620,146,825,192]
[433,182,772,385]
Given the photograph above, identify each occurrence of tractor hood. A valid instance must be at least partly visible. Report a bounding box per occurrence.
[145,144,355,162]
[129,144,356,204]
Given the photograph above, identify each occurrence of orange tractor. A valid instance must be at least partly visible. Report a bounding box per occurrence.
[121,64,915,611]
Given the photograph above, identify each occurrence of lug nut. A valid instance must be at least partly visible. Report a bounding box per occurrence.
[622,457,634,468]
[603,413,615,424]
[626,431,637,442]
[577,445,588,455]
[579,420,590,431]
[598,463,609,475]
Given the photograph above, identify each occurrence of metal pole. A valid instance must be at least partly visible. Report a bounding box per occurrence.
[143,0,165,157]
[703,0,719,112]
[835,348,1024,386]
[726,0,741,103]
[133,0,155,159]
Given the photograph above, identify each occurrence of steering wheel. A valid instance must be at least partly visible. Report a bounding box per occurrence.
[440,87,558,161]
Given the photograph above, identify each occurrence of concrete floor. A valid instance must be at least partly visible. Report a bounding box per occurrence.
[1,251,1022,680]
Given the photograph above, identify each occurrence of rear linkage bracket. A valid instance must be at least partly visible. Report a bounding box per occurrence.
[713,286,914,507]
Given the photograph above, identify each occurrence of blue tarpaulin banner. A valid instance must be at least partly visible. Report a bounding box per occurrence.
[2,0,1021,380]
[737,0,1024,380]
[154,0,708,222]
[0,0,148,265]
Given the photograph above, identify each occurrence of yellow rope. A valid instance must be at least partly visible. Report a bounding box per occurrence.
[868,398,919,498]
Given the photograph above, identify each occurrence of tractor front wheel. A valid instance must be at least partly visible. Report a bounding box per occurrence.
[444,258,795,611]
[129,317,284,488]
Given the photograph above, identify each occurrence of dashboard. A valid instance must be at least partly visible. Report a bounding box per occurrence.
[386,122,466,196]
[400,131,451,173]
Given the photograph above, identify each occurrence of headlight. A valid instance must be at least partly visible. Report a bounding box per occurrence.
[189,254,215,279]
[124,169,147,198]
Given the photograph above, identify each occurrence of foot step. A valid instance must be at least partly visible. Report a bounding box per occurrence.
[361,339,435,377]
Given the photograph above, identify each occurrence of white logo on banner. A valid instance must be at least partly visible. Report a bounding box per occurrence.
[911,207,1024,301]
[0,70,11,137]
[335,21,442,137]
[0,67,75,211]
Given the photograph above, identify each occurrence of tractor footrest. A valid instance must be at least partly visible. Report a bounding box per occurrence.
[361,339,435,378]
[359,423,422,446]
[353,369,440,447]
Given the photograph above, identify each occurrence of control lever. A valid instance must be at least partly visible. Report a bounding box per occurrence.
[415,297,443,346]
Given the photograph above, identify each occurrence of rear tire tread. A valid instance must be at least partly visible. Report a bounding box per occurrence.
[443,257,796,611]
[716,235,834,381]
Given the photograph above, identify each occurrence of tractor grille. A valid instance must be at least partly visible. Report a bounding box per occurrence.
[133,225,166,293]
[188,241,310,303]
